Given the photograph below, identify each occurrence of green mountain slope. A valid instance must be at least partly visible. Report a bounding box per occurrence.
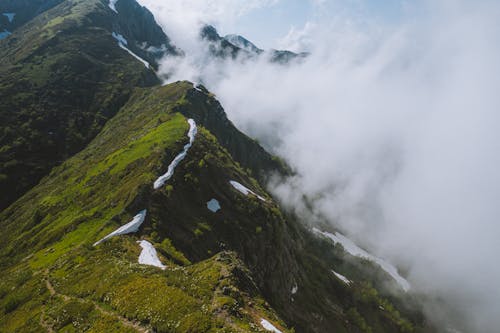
[0,82,291,333]
[0,0,177,210]
[0,1,439,332]
[0,81,434,333]
[0,0,65,33]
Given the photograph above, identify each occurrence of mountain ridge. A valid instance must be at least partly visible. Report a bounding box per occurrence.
[0,1,438,332]
[200,24,308,64]
[0,79,433,333]
[0,0,178,209]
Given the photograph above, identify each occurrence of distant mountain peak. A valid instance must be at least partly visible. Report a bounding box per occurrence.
[224,34,263,54]
[200,24,220,42]
[199,24,307,64]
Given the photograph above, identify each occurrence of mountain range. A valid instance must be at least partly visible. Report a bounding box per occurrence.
[0,1,440,332]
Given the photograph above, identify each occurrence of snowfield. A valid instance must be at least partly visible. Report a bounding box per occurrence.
[229,180,266,201]
[260,319,283,333]
[154,119,197,189]
[193,83,204,92]
[3,13,15,23]
[138,240,166,269]
[207,198,221,212]
[112,32,151,68]
[108,0,118,13]
[94,210,147,246]
[332,270,351,285]
[313,228,411,291]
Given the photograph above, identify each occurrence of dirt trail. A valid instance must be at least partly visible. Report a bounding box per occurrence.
[39,311,54,333]
[42,270,150,333]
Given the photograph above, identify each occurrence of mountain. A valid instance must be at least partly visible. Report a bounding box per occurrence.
[200,25,250,60]
[0,1,437,332]
[201,24,308,64]
[0,80,432,333]
[0,0,64,35]
[0,0,179,210]
[224,34,263,54]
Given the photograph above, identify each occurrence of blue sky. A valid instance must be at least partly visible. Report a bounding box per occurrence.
[221,0,412,49]
[229,0,314,49]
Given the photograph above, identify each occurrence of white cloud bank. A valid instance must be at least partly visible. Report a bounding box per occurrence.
[138,0,500,331]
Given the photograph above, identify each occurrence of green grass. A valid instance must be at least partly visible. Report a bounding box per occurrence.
[86,113,187,179]
[0,82,295,332]
[0,0,161,210]
[0,81,429,333]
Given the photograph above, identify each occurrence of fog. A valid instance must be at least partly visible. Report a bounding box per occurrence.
[138,0,500,331]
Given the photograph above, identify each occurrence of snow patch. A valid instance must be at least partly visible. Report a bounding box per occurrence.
[229,181,266,202]
[94,210,147,246]
[313,228,411,292]
[118,44,151,68]
[291,284,298,295]
[332,270,351,285]
[3,13,15,23]
[0,29,11,40]
[137,240,166,269]
[192,83,204,93]
[260,319,283,333]
[109,0,119,13]
[207,198,221,213]
[112,32,151,68]
[154,119,197,189]
[112,32,127,45]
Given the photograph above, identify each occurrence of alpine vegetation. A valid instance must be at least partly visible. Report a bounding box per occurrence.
[1,0,498,332]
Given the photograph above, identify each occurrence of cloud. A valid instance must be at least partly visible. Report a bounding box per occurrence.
[137,0,280,51]
[277,22,317,52]
[141,0,500,331]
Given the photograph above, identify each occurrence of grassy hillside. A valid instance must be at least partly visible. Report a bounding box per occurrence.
[0,0,176,210]
[0,82,292,332]
[0,81,434,332]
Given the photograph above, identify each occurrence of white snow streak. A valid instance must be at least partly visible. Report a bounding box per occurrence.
[137,240,166,269]
[112,32,127,45]
[3,13,15,23]
[260,319,283,333]
[332,270,351,285]
[193,83,204,92]
[313,228,411,291]
[109,0,118,13]
[118,44,151,68]
[94,210,147,246]
[229,180,266,202]
[154,119,197,189]
[112,32,151,68]
[291,284,298,295]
